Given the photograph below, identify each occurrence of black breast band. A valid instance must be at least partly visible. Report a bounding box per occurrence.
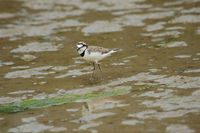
[80,50,85,57]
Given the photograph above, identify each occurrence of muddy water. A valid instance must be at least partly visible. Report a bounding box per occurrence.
[0,0,200,132]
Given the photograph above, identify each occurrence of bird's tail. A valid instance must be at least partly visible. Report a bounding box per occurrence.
[110,48,122,53]
[105,48,122,56]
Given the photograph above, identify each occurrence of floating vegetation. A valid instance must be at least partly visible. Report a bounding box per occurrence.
[0,86,131,113]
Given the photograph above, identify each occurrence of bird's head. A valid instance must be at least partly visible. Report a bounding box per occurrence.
[76,42,88,55]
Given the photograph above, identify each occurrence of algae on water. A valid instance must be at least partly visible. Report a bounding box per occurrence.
[0,86,131,113]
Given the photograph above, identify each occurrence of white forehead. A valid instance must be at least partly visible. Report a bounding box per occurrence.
[76,44,83,48]
[76,42,86,48]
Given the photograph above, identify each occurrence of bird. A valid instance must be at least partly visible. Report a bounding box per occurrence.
[76,42,119,78]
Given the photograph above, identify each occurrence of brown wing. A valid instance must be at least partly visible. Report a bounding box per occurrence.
[87,46,111,54]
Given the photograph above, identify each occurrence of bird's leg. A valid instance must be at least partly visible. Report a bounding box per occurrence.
[97,63,102,73]
[91,62,95,79]
[97,63,104,80]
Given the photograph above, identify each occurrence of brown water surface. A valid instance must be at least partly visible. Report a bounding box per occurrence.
[0,0,200,132]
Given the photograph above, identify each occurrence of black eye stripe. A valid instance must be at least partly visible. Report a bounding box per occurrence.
[78,42,85,45]
[77,44,88,51]
[78,42,86,45]
[77,45,86,51]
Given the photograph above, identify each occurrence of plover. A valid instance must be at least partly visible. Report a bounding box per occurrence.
[76,42,119,78]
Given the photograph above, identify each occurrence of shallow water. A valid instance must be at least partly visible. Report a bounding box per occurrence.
[0,0,200,132]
